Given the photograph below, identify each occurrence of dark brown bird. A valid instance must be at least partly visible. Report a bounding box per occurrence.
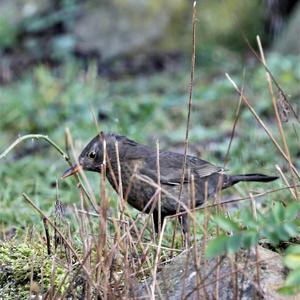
[62,133,278,235]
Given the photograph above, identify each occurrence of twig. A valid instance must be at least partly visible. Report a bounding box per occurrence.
[115,141,124,225]
[29,255,35,300]
[151,220,167,299]
[43,217,51,256]
[55,248,94,300]
[49,256,56,299]
[191,175,203,300]
[256,36,299,200]
[22,192,102,296]
[172,0,197,250]
[65,128,98,212]
[173,184,300,217]
[200,181,210,299]
[250,193,261,294]
[275,165,297,199]
[0,132,94,208]
[224,69,245,168]
[244,36,299,123]
[226,73,300,179]
[156,139,162,239]
[0,134,69,162]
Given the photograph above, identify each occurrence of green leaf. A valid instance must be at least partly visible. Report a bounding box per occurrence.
[205,235,228,257]
[285,202,300,221]
[285,245,300,255]
[205,234,245,257]
[262,229,280,246]
[283,223,299,238]
[285,255,300,270]
[275,226,291,241]
[284,246,300,270]
[214,215,239,233]
[240,209,258,230]
[285,268,300,286]
[273,202,285,223]
[242,231,259,248]
[227,234,243,254]
[277,285,300,296]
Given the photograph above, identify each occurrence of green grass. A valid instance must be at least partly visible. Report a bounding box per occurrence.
[0,53,299,231]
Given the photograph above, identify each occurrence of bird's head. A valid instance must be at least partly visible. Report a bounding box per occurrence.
[62,132,120,179]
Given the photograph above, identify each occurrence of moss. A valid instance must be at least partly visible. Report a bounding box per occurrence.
[0,240,70,299]
[196,0,264,51]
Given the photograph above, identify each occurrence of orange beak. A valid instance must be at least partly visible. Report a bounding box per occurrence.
[61,164,81,179]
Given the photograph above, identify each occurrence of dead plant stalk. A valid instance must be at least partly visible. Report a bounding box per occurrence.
[225,74,300,180]
[256,36,299,200]
[172,1,197,249]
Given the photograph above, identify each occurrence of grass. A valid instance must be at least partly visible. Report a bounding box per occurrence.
[0,55,298,225]
[0,50,299,298]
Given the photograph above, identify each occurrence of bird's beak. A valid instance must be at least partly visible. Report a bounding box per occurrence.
[61,164,81,179]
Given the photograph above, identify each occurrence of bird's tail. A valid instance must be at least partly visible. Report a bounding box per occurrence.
[230,173,278,186]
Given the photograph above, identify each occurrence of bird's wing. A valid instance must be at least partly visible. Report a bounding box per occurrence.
[186,155,223,177]
[141,152,223,186]
[139,167,187,186]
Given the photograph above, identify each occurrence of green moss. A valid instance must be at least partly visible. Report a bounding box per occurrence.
[196,0,264,51]
[0,240,70,299]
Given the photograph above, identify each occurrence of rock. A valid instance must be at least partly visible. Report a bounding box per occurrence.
[0,0,50,22]
[264,0,299,37]
[135,246,297,299]
[73,1,187,61]
[0,0,49,50]
[272,2,300,55]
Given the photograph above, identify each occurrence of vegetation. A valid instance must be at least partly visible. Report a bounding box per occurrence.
[0,49,299,297]
[0,2,299,297]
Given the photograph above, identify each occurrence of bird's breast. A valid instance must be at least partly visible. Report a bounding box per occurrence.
[106,159,152,212]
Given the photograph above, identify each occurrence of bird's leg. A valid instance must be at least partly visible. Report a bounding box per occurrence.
[153,211,165,236]
[179,214,190,248]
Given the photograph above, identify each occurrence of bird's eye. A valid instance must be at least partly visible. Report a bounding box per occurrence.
[88,151,96,159]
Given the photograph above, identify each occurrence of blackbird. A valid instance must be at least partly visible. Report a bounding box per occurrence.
[62,133,278,234]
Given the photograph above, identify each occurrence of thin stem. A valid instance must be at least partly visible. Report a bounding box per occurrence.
[0,134,69,162]
[256,36,299,200]
[172,1,197,250]
[22,192,102,296]
[156,139,161,239]
[226,73,300,179]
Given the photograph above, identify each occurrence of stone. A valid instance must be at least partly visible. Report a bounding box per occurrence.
[135,246,297,299]
[272,2,300,55]
[73,1,187,61]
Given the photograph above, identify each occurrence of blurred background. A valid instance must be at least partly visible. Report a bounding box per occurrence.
[0,0,299,229]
